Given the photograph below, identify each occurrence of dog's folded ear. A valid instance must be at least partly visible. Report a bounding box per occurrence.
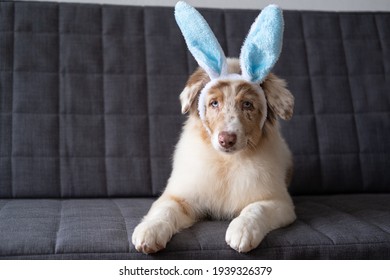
[180,67,210,114]
[261,73,294,120]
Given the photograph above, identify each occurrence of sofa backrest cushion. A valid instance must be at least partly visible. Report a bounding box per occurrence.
[0,1,389,197]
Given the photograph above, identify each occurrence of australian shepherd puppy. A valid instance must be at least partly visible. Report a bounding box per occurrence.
[132,58,296,254]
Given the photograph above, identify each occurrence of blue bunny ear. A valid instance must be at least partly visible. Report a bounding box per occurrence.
[175,1,227,79]
[240,5,284,83]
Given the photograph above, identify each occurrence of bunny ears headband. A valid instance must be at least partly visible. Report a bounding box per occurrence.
[174,1,284,128]
[175,1,284,83]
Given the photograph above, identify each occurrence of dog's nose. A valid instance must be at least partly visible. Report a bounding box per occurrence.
[218,131,237,149]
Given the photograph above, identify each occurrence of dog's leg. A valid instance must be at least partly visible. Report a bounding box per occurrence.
[132,195,196,254]
[226,198,296,253]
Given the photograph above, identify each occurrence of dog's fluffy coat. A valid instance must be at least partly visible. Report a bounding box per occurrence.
[132,59,296,254]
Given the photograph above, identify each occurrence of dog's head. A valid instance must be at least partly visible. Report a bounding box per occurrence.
[180,59,293,153]
[175,2,293,153]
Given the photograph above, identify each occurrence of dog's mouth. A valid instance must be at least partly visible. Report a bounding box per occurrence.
[213,141,239,154]
[219,147,237,153]
[215,141,247,154]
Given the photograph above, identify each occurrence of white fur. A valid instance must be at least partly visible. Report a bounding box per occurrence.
[132,113,296,253]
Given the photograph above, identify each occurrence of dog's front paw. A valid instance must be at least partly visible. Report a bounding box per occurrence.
[225,216,265,253]
[132,220,173,254]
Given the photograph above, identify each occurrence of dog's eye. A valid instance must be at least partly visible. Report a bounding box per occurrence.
[210,100,219,108]
[242,101,254,110]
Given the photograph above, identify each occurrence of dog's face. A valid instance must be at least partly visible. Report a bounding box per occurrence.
[203,80,265,153]
[180,59,294,154]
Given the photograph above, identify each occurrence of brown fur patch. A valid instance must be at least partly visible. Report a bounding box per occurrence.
[266,103,276,125]
[235,82,265,150]
[285,165,293,186]
[169,195,192,217]
[181,67,210,115]
[211,81,230,90]
[235,82,255,97]
[261,73,294,121]
[186,67,210,88]
[194,117,210,143]
[208,86,226,101]
[261,104,276,141]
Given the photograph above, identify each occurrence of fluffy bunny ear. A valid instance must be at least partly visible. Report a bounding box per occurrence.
[240,5,284,83]
[175,1,227,79]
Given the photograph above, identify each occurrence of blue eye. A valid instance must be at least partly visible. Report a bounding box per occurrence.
[210,100,219,108]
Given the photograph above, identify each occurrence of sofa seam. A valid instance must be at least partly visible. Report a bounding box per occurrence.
[222,8,229,57]
[10,0,15,198]
[101,5,109,198]
[54,200,63,254]
[187,227,204,251]
[338,14,364,192]
[296,219,336,245]
[300,13,323,192]
[373,15,387,76]
[111,199,131,252]
[58,2,62,198]
[143,7,154,196]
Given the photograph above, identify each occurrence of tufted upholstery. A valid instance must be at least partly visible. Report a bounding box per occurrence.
[1,195,390,259]
[0,1,389,259]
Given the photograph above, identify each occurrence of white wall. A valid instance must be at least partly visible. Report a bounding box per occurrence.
[21,0,390,11]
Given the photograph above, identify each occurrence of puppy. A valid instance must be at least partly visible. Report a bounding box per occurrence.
[132,58,296,253]
[132,3,296,254]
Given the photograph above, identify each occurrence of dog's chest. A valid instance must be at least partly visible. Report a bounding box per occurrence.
[204,156,271,218]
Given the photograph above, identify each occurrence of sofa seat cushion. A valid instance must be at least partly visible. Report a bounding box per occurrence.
[0,194,389,259]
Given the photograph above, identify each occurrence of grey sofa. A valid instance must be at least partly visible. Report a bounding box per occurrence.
[0,1,389,259]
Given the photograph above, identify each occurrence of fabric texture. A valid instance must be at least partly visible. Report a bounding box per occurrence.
[0,1,390,259]
[1,2,389,198]
[0,2,389,197]
[0,195,389,259]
